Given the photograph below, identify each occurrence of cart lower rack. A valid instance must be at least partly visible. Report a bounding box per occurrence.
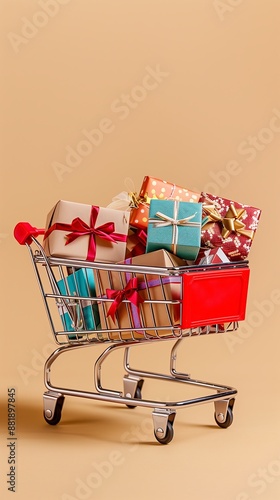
[14,222,250,444]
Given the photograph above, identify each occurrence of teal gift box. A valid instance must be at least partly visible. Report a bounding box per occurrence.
[57,268,100,333]
[147,199,202,260]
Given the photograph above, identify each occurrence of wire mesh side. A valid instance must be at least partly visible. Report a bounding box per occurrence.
[28,243,240,345]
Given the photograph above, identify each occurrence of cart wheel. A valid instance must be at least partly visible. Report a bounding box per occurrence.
[44,396,64,426]
[215,406,233,429]
[154,421,174,445]
[126,386,142,409]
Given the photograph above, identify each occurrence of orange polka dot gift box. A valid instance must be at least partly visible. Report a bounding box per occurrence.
[129,176,200,230]
[199,192,261,261]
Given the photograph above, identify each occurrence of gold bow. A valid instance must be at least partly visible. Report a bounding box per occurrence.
[221,204,254,239]
[132,192,159,208]
[202,204,222,225]
[128,192,141,208]
[202,203,254,240]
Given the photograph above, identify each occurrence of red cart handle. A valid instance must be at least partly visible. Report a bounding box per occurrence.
[14,222,45,245]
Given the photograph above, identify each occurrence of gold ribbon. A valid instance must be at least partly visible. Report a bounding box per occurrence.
[202,204,223,225]
[202,202,254,240]
[128,192,140,208]
[149,200,200,254]
[221,204,254,239]
[132,192,158,208]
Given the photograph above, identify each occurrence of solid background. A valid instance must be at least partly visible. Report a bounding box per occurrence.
[1,1,280,499]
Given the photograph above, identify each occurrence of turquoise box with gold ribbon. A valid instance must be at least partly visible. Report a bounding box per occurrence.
[146,199,202,260]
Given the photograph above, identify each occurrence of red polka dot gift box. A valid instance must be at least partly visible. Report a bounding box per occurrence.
[199,192,261,261]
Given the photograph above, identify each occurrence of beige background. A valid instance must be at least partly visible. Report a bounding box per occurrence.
[1,0,280,499]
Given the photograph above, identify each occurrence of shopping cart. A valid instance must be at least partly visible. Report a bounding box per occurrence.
[14,222,250,444]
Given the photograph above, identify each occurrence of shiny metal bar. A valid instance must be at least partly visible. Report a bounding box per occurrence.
[123,342,236,394]
[43,341,236,411]
[24,233,240,428]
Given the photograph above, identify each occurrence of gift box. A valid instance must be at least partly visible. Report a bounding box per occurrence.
[146,199,202,261]
[129,176,200,230]
[199,193,261,261]
[57,268,100,334]
[125,228,147,258]
[43,200,129,263]
[95,249,186,340]
[196,247,230,265]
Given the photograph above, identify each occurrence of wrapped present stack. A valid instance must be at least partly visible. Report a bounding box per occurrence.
[43,175,261,336]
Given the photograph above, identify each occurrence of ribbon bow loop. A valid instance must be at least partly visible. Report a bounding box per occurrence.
[149,200,200,254]
[65,217,98,244]
[154,211,198,228]
[106,277,144,322]
[93,221,117,241]
[44,205,127,261]
[202,202,254,240]
[202,205,223,226]
[221,204,254,239]
[65,216,119,261]
[132,191,159,209]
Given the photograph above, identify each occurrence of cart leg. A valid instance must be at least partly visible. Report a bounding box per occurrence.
[123,375,144,409]
[214,398,235,428]
[43,391,65,426]
[170,338,191,378]
[152,409,176,445]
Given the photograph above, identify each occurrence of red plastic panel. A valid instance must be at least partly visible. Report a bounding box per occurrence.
[181,267,250,328]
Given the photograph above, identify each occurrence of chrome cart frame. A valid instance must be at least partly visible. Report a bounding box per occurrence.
[15,223,247,444]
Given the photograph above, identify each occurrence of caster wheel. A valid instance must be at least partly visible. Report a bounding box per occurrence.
[215,406,233,429]
[154,421,174,445]
[126,386,142,409]
[44,396,64,426]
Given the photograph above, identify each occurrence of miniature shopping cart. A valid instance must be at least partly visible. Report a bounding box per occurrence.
[14,222,250,444]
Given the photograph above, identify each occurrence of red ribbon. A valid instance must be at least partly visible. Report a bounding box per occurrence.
[44,205,127,261]
[137,229,147,246]
[106,277,144,322]
[131,229,147,256]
